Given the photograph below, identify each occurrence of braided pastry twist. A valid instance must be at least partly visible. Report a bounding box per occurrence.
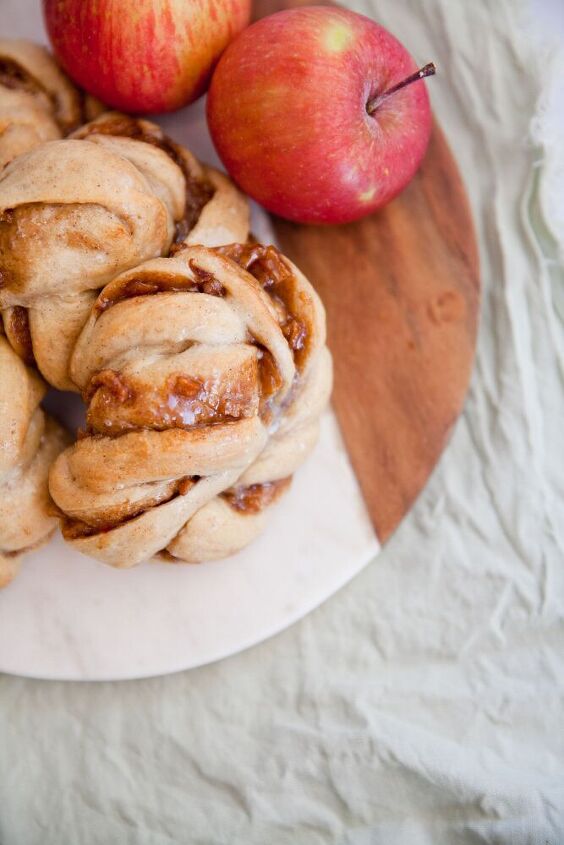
[0,39,102,171]
[0,334,68,587]
[49,244,332,567]
[0,113,249,390]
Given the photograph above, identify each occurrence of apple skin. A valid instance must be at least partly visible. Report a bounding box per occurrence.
[207,6,432,224]
[43,0,251,114]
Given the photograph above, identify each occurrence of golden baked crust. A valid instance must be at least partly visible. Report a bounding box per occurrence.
[49,244,332,566]
[0,334,68,588]
[0,113,249,391]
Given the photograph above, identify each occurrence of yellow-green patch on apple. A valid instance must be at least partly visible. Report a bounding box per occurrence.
[323,22,354,54]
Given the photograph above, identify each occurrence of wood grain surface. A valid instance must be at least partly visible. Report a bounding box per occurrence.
[253,0,480,543]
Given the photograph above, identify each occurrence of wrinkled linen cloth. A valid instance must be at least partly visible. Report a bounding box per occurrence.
[1,0,563,843]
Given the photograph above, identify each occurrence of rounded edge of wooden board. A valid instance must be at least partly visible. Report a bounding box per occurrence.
[268,123,480,543]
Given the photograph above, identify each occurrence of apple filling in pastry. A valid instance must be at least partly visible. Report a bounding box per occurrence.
[49,244,332,567]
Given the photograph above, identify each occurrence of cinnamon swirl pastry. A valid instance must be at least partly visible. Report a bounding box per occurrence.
[49,244,332,566]
[0,39,102,171]
[0,113,249,390]
[0,334,68,588]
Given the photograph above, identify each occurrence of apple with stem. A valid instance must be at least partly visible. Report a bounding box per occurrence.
[207,6,435,224]
[43,0,252,113]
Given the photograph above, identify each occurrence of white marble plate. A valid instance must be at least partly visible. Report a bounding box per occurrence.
[0,410,378,680]
[0,71,379,679]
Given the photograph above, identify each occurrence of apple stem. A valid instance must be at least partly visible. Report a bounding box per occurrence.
[366,62,436,115]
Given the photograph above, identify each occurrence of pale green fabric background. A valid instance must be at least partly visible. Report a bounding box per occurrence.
[1,0,564,842]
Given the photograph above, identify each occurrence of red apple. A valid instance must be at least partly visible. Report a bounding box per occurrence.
[43,0,251,114]
[207,6,434,224]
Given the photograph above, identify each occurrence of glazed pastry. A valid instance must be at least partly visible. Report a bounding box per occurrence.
[0,335,68,588]
[0,113,249,390]
[49,244,332,566]
[0,38,101,170]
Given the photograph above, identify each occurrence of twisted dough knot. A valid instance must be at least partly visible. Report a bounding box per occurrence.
[49,244,332,567]
[0,39,102,171]
[0,112,249,389]
[0,335,68,587]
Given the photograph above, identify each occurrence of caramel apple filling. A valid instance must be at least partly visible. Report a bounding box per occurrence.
[75,114,215,243]
[258,347,284,415]
[61,476,196,539]
[85,363,261,436]
[221,477,291,514]
[0,57,45,98]
[4,305,33,364]
[95,267,226,315]
[217,243,309,368]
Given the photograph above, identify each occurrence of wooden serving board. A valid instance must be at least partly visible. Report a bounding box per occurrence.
[254,0,480,543]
